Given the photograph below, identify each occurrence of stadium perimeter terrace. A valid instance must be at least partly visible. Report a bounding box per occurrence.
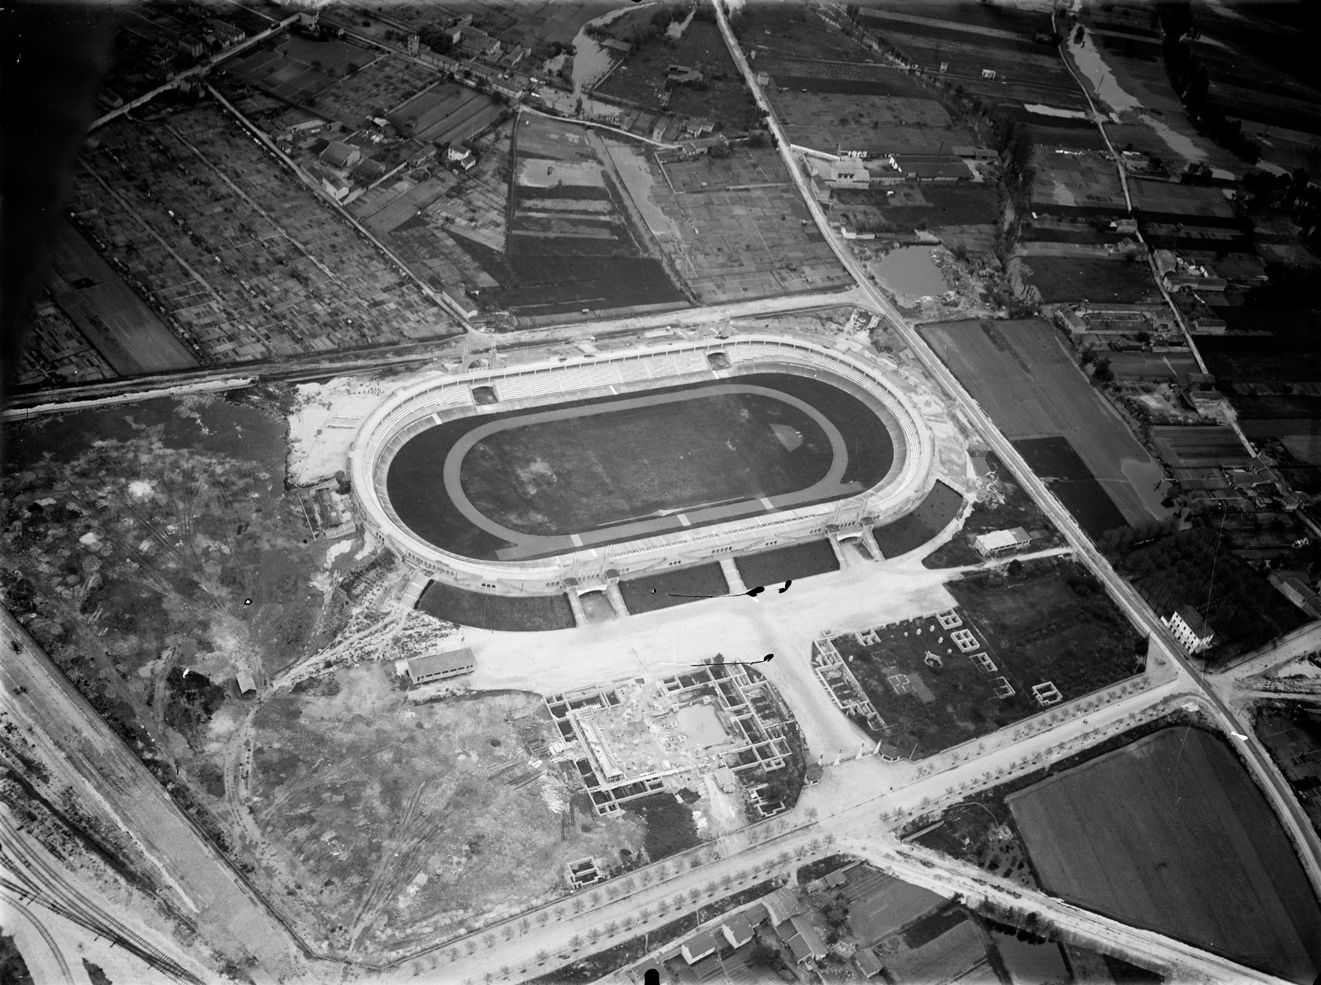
[349,334,938,595]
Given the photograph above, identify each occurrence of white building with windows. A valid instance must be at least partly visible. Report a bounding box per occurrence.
[1162,606,1215,654]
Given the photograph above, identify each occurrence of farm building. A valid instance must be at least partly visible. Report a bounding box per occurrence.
[720,914,755,948]
[680,930,718,964]
[971,527,1030,557]
[235,669,257,695]
[779,914,828,965]
[1162,606,1215,654]
[1269,570,1321,619]
[320,141,362,170]
[404,648,476,686]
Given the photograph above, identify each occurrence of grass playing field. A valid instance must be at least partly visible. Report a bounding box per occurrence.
[460,389,833,535]
[1008,727,1321,983]
[387,373,895,560]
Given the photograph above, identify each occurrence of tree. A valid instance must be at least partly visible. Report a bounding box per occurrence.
[587,927,601,943]
[535,950,549,965]
[537,911,549,927]
[502,925,514,941]
[483,933,496,949]
[1006,559,1024,577]
[570,934,584,951]
[1092,357,1114,384]
[519,917,531,934]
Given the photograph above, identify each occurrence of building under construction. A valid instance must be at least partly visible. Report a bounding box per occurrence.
[544,660,797,817]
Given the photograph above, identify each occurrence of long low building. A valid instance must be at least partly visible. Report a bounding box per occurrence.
[404,648,475,686]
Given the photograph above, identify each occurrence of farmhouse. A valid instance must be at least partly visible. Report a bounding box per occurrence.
[1162,605,1215,654]
[320,140,362,170]
[971,527,1030,557]
[680,931,718,964]
[720,914,755,948]
[779,914,828,965]
[404,648,476,686]
[1269,570,1321,619]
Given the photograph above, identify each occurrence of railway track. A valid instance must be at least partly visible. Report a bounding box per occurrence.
[1,817,206,985]
[0,883,74,984]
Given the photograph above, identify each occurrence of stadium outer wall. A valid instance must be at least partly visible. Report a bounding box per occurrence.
[348,333,937,595]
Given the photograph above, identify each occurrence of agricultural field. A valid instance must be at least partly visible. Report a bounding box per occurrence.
[388,83,506,146]
[68,102,457,363]
[1008,727,1321,983]
[768,90,963,157]
[497,113,688,321]
[593,13,761,134]
[1254,703,1321,838]
[919,318,1171,528]
[856,4,1086,112]
[235,670,643,953]
[39,219,197,375]
[833,184,1002,239]
[830,558,1142,757]
[1013,436,1126,539]
[1029,151,1127,216]
[350,123,512,309]
[630,144,853,304]
[227,37,432,128]
[1015,254,1159,304]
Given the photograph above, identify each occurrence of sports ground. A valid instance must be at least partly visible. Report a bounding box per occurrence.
[1008,727,1321,983]
[385,373,898,561]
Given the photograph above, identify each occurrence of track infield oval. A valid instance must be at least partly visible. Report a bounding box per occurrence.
[385,373,898,561]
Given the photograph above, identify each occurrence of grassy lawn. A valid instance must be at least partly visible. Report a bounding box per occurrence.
[832,559,1141,757]
[620,563,730,614]
[460,390,833,534]
[1019,255,1160,304]
[874,480,964,558]
[417,581,575,631]
[735,540,838,588]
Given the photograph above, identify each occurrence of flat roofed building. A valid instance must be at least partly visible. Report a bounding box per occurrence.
[970,527,1030,557]
[405,648,475,686]
[1162,606,1215,654]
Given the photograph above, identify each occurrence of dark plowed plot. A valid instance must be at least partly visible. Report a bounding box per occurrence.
[1019,256,1159,304]
[619,563,729,614]
[388,373,893,560]
[735,540,839,589]
[1013,437,1125,539]
[460,391,833,536]
[463,241,686,318]
[1008,727,1321,983]
[416,581,574,632]
[873,480,963,557]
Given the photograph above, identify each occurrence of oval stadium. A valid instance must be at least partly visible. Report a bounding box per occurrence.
[349,334,938,597]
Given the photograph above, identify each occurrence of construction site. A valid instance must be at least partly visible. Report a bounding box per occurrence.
[546,661,802,824]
